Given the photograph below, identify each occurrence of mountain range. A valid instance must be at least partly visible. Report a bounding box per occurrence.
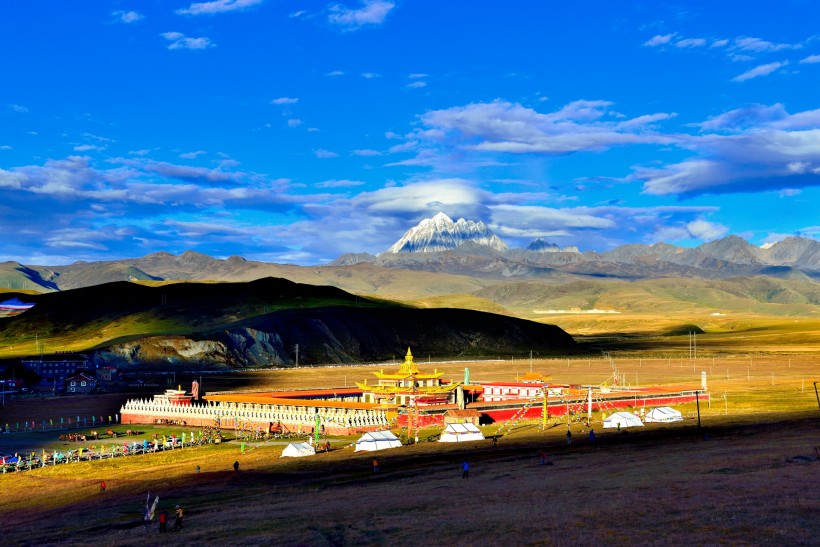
[335,214,820,280]
[1,214,818,296]
[1,214,818,366]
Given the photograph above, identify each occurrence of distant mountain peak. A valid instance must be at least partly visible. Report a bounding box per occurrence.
[384,212,508,254]
[527,238,580,253]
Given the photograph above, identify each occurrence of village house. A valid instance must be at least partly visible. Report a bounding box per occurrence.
[66,373,96,394]
[22,353,92,386]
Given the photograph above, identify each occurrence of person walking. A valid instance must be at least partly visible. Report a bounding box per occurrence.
[372,458,379,473]
[589,429,596,444]
[173,504,184,531]
[566,429,572,445]
[99,480,106,492]
[158,509,168,533]
[233,460,239,474]
[462,461,469,479]
[538,449,547,465]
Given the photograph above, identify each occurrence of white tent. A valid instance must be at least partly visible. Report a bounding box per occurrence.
[354,430,402,452]
[602,412,644,429]
[644,406,683,423]
[439,423,485,443]
[281,441,316,458]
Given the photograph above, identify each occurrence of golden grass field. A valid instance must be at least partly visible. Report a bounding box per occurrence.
[1,314,820,545]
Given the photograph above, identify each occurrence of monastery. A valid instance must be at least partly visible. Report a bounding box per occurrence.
[120,348,707,435]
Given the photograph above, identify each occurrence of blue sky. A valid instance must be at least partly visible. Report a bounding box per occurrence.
[1,1,819,265]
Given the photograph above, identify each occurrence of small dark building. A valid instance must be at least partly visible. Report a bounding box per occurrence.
[96,366,119,382]
[66,373,96,394]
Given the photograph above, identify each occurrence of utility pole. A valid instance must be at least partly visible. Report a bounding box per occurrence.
[529,350,533,373]
[814,382,820,416]
[295,344,299,367]
[695,391,701,429]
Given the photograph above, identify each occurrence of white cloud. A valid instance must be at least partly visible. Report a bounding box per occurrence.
[352,179,486,217]
[161,32,215,50]
[711,39,729,48]
[83,133,114,143]
[287,119,304,127]
[179,150,207,159]
[407,100,676,158]
[314,149,339,159]
[315,179,366,188]
[731,36,802,53]
[407,81,427,89]
[176,0,264,16]
[327,70,345,77]
[73,144,105,152]
[675,38,707,48]
[0,145,11,150]
[778,188,802,197]
[361,72,381,79]
[615,112,677,130]
[732,61,787,82]
[644,34,675,47]
[352,149,382,156]
[271,97,299,105]
[328,0,395,30]
[697,103,788,132]
[408,73,428,79]
[686,218,729,240]
[113,10,144,23]
[490,204,614,232]
[9,104,28,113]
[637,104,820,197]
[799,54,820,64]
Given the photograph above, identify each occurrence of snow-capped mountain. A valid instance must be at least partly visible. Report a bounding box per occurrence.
[384,212,508,254]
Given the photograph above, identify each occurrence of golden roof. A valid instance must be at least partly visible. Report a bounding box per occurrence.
[355,382,459,395]
[372,347,444,380]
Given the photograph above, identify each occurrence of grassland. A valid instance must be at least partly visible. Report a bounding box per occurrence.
[1,348,818,545]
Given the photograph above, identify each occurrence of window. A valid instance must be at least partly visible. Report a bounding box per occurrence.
[81,381,86,386]
[71,381,76,386]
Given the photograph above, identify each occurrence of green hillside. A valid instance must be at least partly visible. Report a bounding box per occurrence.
[0,277,387,357]
[471,276,820,317]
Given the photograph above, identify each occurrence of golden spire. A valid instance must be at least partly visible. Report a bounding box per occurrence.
[399,347,419,374]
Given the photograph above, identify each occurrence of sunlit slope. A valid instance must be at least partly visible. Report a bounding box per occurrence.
[471,277,820,317]
[0,277,385,356]
[0,277,579,363]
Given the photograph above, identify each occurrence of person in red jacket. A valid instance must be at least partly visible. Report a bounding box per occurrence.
[158,509,167,533]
